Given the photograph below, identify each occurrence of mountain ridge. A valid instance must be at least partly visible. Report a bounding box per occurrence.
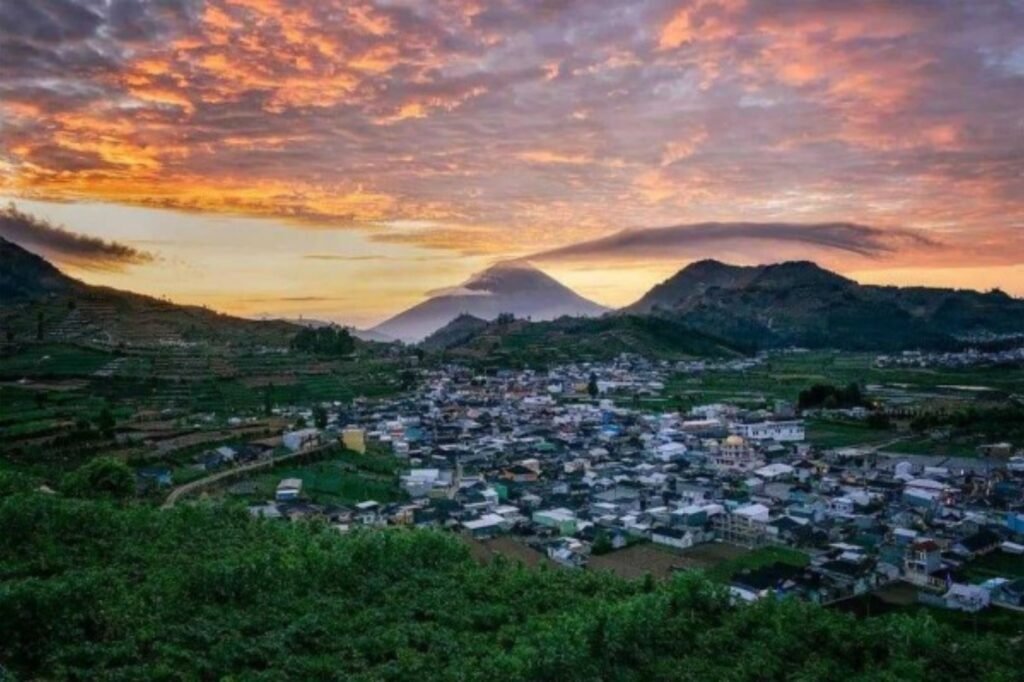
[0,237,298,348]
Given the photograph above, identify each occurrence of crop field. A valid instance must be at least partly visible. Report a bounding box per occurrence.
[0,342,405,478]
[586,542,807,583]
[805,419,898,449]
[666,351,1024,405]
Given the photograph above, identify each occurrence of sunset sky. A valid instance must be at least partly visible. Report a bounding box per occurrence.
[2,0,1023,326]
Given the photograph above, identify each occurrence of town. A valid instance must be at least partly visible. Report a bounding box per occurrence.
[147,352,1024,622]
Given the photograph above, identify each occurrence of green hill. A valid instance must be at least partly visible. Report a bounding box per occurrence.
[426,314,747,366]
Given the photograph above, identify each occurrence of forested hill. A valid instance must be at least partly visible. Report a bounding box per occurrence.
[622,260,1024,351]
[0,490,1016,681]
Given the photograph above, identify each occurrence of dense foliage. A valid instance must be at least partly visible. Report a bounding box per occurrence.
[798,383,869,410]
[0,493,1018,681]
[910,405,1024,444]
[290,326,356,356]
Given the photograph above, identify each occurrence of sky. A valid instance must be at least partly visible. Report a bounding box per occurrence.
[1,0,1023,326]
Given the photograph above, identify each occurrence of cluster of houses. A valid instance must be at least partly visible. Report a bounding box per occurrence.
[875,346,1024,369]
[246,356,1024,614]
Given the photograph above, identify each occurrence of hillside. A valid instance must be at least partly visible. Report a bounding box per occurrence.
[420,313,491,351]
[624,260,1024,351]
[0,491,1017,681]
[425,314,746,365]
[0,237,298,348]
[373,261,608,343]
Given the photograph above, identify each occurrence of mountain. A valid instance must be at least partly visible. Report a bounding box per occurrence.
[0,237,298,348]
[623,259,1024,351]
[372,261,609,343]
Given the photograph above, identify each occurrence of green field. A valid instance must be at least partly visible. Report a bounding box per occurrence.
[240,455,406,505]
[806,419,898,449]
[666,351,1024,405]
[883,436,980,458]
[703,545,810,583]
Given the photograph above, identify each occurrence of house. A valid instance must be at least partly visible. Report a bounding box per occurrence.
[714,503,772,547]
[729,562,806,602]
[903,539,947,589]
[546,538,588,568]
[755,463,795,481]
[651,525,700,550]
[1007,512,1024,535]
[341,427,367,453]
[275,478,303,501]
[953,529,1002,558]
[136,466,172,491]
[354,500,382,525]
[533,508,578,535]
[941,583,990,612]
[462,513,506,539]
[992,578,1024,607]
[503,463,539,483]
[401,468,452,497]
[730,420,805,442]
[283,428,320,452]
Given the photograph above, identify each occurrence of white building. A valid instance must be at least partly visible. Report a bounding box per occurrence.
[283,428,320,452]
[730,420,805,442]
[275,478,303,501]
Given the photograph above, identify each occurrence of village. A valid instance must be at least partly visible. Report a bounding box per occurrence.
[158,353,1024,620]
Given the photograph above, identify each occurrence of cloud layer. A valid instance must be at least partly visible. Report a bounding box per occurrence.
[0,204,154,270]
[529,221,940,269]
[1,0,1023,268]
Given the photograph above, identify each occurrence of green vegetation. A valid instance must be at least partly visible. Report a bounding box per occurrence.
[432,315,744,368]
[961,550,1024,583]
[0,493,1018,681]
[0,341,405,477]
[805,419,897,450]
[667,351,1024,405]
[60,456,135,500]
[0,343,114,378]
[798,383,868,410]
[910,406,1024,446]
[703,546,810,583]
[236,451,405,505]
[290,326,356,356]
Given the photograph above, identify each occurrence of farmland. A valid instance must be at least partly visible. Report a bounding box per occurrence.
[0,340,409,479]
[665,351,1024,406]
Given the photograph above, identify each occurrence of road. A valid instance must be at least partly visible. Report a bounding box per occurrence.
[161,442,333,509]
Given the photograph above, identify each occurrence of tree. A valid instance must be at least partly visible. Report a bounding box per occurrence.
[62,457,135,500]
[36,312,43,341]
[290,327,355,356]
[95,408,116,438]
[312,405,328,429]
[263,383,274,416]
[592,530,613,555]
